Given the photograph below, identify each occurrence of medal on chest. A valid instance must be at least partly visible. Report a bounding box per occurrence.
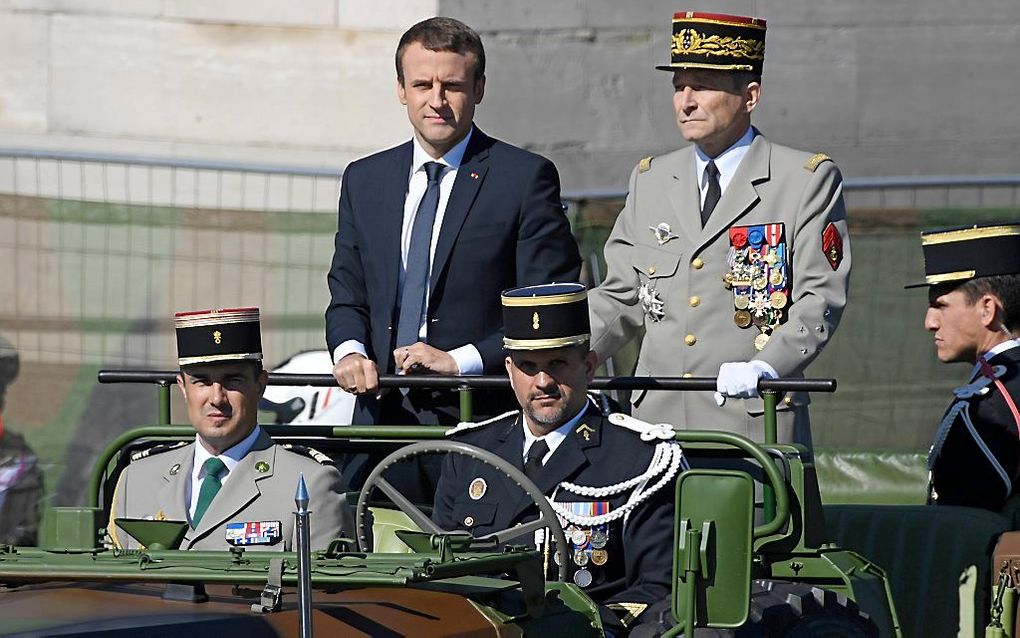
[724,223,789,350]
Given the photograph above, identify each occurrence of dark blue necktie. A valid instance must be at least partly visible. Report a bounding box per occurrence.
[701,160,720,227]
[394,161,445,362]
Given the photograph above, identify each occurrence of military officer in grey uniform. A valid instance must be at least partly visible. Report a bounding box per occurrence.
[109,307,349,551]
[589,11,851,444]
[910,223,1020,511]
[433,284,684,635]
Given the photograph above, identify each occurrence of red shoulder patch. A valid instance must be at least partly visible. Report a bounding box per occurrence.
[822,222,843,271]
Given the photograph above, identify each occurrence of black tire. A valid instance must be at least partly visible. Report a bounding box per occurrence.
[630,581,878,637]
[737,580,879,637]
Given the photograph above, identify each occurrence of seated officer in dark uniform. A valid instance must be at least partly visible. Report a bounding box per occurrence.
[433,283,684,634]
[911,223,1020,511]
[109,307,350,550]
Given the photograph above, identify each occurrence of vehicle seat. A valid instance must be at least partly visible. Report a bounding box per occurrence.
[824,503,1009,638]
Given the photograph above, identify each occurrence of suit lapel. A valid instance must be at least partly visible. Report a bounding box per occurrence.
[157,444,192,524]
[699,133,771,249]
[380,142,413,324]
[187,431,275,545]
[429,129,491,297]
[665,146,702,247]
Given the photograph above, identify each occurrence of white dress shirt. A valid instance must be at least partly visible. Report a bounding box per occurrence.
[522,403,590,465]
[188,424,262,521]
[332,128,484,375]
[694,125,756,208]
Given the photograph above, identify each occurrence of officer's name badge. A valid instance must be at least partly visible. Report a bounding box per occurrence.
[225,521,282,546]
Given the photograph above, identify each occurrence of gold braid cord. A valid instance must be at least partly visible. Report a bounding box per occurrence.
[672,29,765,60]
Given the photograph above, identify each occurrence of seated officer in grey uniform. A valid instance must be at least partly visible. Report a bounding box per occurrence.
[109,307,349,550]
[911,223,1020,511]
[433,284,684,635]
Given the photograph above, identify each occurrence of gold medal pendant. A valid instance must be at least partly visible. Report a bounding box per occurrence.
[754,331,770,351]
[734,310,753,329]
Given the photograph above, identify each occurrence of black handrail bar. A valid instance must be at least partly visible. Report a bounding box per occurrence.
[98,370,835,393]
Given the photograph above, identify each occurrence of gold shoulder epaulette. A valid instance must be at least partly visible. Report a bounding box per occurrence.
[130,441,188,462]
[638,156,654,173]
[804,153,832,172]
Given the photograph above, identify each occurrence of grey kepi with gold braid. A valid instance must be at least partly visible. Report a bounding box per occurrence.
[656,11,766,74]
[906,223,1020,288]
[175,307,263,366]
[502,283,590,351]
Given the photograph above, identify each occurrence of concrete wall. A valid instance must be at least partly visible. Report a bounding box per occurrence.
[1,0,1018,190]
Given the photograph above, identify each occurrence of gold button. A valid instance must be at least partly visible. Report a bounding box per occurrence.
[682,373,693,378]
[684,334,696,346]
[647,266,656,275]
[784,397,793,406]
[689,296,700,307]
[692,257,704,270]
[464,516,475,527]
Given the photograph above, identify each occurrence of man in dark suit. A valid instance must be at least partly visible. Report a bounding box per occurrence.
[912,223,1020,511]
[326,17,580,425]
[433,284,683,634]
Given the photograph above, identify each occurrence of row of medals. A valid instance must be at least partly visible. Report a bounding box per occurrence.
[723,246,788,351]
[553,524,610,588]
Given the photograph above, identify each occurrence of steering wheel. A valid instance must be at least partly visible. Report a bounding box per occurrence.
[355,440,569,581]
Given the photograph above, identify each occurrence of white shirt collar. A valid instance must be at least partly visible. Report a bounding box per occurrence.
[970,338,1020,379]
[522,402,590,464]
[694,125,755,196]
[411,126,473,175]
[193,424,262,481]
[979,338,1020,364]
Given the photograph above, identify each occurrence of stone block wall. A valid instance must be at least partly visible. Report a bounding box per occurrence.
[1,0,1018,189]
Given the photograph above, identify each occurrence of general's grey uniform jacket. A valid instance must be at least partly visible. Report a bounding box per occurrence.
[589,131,851,443]
[109,429,349,551]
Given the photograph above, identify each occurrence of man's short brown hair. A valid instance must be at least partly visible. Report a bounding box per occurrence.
[957,274,1020,332]
[395,17,485,83]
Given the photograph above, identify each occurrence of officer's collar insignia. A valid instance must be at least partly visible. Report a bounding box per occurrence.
[649,222,679,245]
[255,461,270,474]
[575,423,595,441]
[168,463,181,476]
[469,477,487,500]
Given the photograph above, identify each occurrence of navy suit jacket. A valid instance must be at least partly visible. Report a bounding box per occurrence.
[326,128,581,422]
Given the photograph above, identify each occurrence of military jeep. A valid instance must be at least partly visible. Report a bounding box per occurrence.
[0,372,899,636]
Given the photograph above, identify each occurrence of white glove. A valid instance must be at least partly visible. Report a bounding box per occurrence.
[714,360,778,406]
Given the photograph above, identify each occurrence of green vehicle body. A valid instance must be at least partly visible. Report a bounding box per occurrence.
[0,377,901,636]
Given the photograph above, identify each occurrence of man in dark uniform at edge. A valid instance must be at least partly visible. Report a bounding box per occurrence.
[433,284,683,635]
[913,223,1020,511]
[326,17,581,426]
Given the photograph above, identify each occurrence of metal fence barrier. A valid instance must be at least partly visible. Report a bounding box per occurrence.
[1,146,1019,506]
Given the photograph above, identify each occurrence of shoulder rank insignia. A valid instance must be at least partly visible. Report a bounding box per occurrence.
[280,443,335,467]
[444,409,518,436]
[638,156,653,173]
[804,153,831,172]
[131,440,189,463]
